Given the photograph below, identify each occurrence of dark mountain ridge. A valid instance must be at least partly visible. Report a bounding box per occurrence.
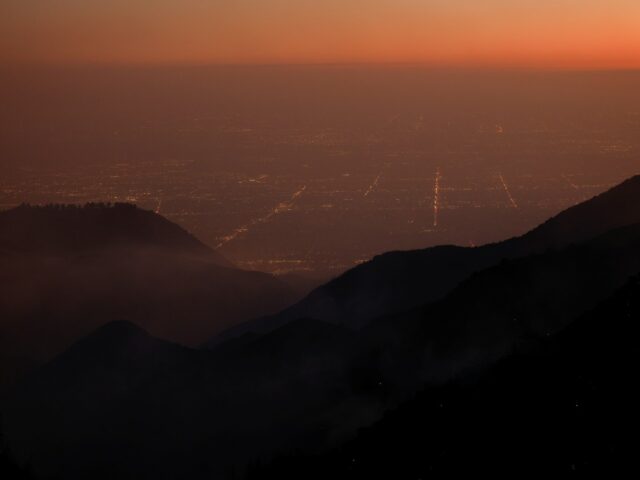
[356,221,640,388]
[5,220,640,479]
[4,177,640,479]
[0,203,299,387]
[209,175,640,344]
[0,203,227,264]
[2,315,360,480]
[252,274,640,478]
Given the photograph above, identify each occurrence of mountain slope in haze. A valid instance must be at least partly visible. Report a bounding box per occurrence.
[2,317,358,480]
[5,217,640,479]
[210,175,640,343]
[355,222,640,388]
[0,203,299,382]
[252,275,640,478]
[2,321,211,480]
[0,202,229,265]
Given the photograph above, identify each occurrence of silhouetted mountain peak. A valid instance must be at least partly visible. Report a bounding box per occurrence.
[0,203,303,365]
[60,319,164,362]
[0,203,231,266]
[88,319,149,342]
[25,319,195,392]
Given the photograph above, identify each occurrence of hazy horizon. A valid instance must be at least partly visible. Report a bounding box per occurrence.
[2,65,638,275]
[3,1,640,69]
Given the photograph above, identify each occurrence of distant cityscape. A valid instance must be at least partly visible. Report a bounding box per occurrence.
[1,68,638,276]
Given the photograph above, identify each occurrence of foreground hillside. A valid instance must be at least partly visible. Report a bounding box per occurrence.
[253,275,639,478]
[0,203,299,386]
[3,200,640,478]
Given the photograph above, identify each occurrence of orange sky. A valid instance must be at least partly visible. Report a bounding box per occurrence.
[2,1,639,68]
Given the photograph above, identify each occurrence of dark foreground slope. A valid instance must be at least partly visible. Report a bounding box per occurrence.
[253,275,640,479]
[4,217,640,479]
[0,203,298,385]
[211,175,640,343]
[354,222,640,388]
[1,429,33,480]
[2,318,358,480]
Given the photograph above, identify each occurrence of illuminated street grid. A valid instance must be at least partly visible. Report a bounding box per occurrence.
[1,117,637,276]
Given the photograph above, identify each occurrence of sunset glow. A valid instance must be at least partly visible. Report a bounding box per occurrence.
[2,0,640,68]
